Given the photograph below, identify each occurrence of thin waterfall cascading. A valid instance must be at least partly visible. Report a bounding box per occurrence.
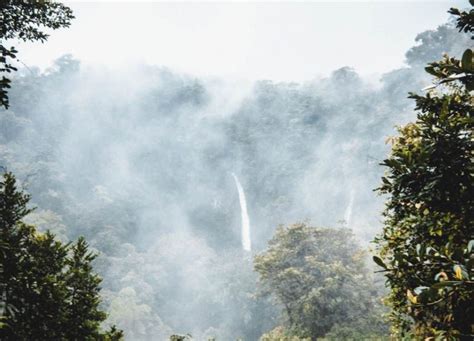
[231,173,251,252]
[344,189,355,226]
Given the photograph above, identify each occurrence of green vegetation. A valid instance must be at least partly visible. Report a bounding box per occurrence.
[0,0,74,109]
[373,3,474,339]
[0,2,121,339]
[0,172,123,340]
[1,0,473,340]
[255,223,388,340]
[0,172,122,339]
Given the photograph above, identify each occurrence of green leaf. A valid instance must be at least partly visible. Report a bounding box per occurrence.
[372,255,387,269]
[431,281,461,289]
[416,244,426,256]
[461,49,473,71]
[425,66,439,77]
[467,81,474,92]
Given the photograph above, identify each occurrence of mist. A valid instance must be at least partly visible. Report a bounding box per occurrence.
[1,16,471,339]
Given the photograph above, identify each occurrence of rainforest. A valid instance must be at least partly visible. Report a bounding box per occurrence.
[0,1,473,340]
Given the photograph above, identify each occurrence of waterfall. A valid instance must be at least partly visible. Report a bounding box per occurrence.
[344,188,355,226]
[231,173,251,252]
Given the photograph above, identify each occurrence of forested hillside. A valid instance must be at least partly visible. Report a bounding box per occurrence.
[0,2,472,339]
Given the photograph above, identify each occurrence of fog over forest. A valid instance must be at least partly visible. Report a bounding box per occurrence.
[0,16,471,339]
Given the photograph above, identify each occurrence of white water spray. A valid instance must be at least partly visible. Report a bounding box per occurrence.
[231,173,251,252]
[344,189,355,226]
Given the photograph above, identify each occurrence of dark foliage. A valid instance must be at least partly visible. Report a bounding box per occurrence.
[0,172,123,340]
[0,0,74,109]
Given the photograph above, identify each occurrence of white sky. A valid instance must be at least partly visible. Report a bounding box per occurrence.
[15,0,467,81]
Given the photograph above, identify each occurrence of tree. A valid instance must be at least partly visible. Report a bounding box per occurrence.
[0,0,74,109]
[373,2,474,339]
[254,223,387,339]
[0,172,123,340]
[64,236,119,340]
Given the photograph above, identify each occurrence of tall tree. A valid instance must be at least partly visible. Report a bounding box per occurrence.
[255,223,386,339]
[64,237,107,339]
[0,0,74,109]
[0,172,123,340]
[374,2,474,339]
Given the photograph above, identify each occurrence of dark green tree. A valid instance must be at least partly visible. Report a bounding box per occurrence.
[374,2,474,339]
[0,0,74,109]
[63,237,108,340]
[255,223,387,339]
[0,172,123,340]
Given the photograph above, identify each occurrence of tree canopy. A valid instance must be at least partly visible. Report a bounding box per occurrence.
[255,223,387,339]
[374,2,474,339]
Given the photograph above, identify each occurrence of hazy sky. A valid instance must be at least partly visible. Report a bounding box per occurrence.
[15,0,466,81]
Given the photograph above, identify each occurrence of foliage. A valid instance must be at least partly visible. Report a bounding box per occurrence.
[0,172,123,340]
[254,223,388,339]
[449,2,474,37]
[374,3,474,339]
[259,326,310,341]
[168,334,220,341]
[320,313,390,341]
[169,334,193,341]
[0,0,74,109]
[105,286,172,340]
[0,10,470,339]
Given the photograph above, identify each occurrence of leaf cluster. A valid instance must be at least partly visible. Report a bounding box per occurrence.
[0,0,74,109]
[449,2,474,38]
